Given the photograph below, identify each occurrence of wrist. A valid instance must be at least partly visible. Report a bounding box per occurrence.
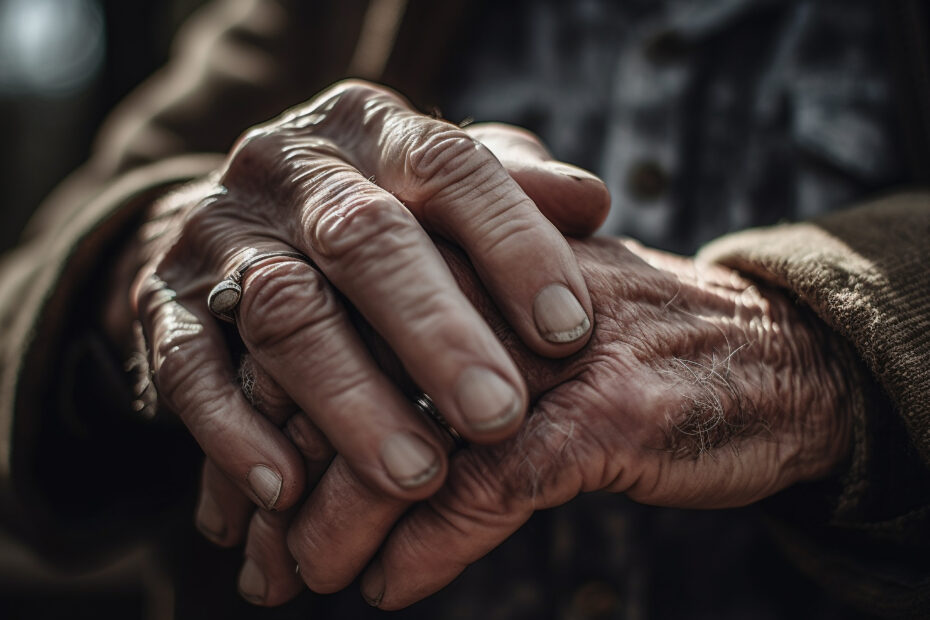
[768,290,857,486]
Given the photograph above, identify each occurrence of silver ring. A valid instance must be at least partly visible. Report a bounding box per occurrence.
[412,393,465,448]
[207,251,310,322]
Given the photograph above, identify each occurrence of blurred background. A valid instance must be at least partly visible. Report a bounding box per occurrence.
[0,0,206,252]
[0,2,205,617]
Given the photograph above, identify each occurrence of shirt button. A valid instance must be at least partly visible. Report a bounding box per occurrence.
[626,159,668,201]
[644,29,690,64]
[569,581,621,619]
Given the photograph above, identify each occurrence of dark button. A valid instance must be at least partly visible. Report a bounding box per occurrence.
[626,159,668,201]
[569,581,621,620]
[644,29,691,64]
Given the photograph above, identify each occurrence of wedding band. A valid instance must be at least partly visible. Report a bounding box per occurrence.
[413,393,465,448]
[207,251,310,322]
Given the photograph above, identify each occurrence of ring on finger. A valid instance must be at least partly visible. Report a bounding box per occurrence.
[208,251,312,322]
[413,393,466,449]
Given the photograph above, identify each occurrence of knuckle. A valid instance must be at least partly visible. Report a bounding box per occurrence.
[177,193,240,245]
[329,80,407,120]
[225,123,344,199]
[238,262,342,353]
[444,451,516,519]
[331,80,397,107]
[299,80,407,142]
[154,344,222,413]
[148,301,203,372]
[309,194,418,263]
[404,126,498,203]
[133,272,172,318]
[222,128,286,188]
[180,197,219,235]
[161,194,254,283]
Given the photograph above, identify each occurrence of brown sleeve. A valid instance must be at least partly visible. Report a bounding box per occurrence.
[698,191,930,616]
[28,0,370,232]
[0,0,377,559]
[0,155,222,559]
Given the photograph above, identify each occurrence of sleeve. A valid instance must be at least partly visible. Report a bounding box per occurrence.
[0,0,373,563]
[0,156,221,563]
[697,191,930,616]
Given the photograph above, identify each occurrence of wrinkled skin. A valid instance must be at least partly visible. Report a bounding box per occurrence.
[218,237,854,608]
[117,80,610,524]
[113,79,853,609]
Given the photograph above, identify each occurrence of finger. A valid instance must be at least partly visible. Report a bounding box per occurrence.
[135,271,305,511]
[286,456,409,594]
[238,353,297,425]
[284,413,335,483]
[360,399,594,610]
[315,82,594,357]
[286,420,458,594]
[238,355,335,482]
[195,459,253,547]
[282,260,558,596]
[465,123,610,236]
[230,360,335,606]
[223,145,529,445]
[234,257,449,500]
[239,509,304,606]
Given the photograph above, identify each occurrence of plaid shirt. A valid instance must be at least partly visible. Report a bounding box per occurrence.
[443,0,902,254]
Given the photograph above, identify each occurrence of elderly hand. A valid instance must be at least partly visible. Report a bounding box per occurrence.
[113,80,609,549]
[235,236,855,607]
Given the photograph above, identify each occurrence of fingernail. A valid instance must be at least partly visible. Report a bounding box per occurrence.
[380,431,440,488]
[247,465,282,509]
[455,366,522,432]
[238,558,267,604]
[533,284,590,343]
[547,161,603,183]
[361,560,385,607]
[195,492,226,544]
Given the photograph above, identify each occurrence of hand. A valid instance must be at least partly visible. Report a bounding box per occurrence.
[260,236,854,609]
[107,79,610,582]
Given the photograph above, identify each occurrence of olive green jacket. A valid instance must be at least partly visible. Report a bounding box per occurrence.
[0,0,927,615]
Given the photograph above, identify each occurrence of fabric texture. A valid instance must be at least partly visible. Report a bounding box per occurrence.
[442,0,905,254]
[0,155,223,565]
[700,192,930,615]
[700,193,930,467]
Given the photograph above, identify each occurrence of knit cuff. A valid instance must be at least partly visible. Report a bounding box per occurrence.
[697,192,930,615]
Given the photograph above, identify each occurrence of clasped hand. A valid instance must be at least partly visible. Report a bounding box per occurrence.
[117,80,853,609]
